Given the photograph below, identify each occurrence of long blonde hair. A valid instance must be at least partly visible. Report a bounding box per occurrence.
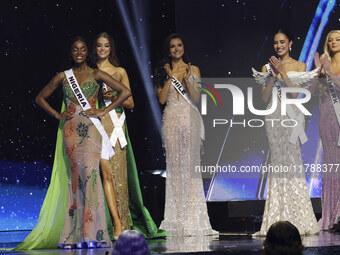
[318,30,340,95]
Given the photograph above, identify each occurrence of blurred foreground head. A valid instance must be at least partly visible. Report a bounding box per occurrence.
[112,230,150,255]
[264,221,304,255]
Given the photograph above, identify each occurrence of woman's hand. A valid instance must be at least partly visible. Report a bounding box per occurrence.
[171,63,190,82]
[184,62,192,81]
[82,108,106,118]
[308,52,323,95]
[164,63,173,78]
[314,52,322,69]
[103,91,117,102]
[93,69,131,113]
[269,56,286,77]
[57,110,74,120]
[321,55,335,78]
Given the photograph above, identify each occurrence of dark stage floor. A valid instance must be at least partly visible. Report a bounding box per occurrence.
[1,231,340,255]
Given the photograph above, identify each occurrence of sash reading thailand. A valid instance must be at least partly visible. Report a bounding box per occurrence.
[64,69,115,160]
[102,83,127,149]
[327,78,340,146]
[171,76,205,140]
[265,64,307,145]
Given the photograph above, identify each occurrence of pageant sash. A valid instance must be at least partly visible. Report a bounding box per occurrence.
[265,64,307,145]
[103,83,127,148]
[64,69,114,160]
[327,78,340,146]
[171,76,205,140]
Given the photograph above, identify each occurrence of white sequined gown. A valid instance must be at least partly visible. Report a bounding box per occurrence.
[255,79,319,236]
[160,74,215,236]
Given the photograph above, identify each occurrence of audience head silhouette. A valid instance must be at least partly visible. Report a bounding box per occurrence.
[112,230,150,255]
[264,221,304,255]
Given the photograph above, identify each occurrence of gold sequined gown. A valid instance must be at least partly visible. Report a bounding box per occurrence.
[58,70,112,248]
[100,72,130,231]
[160,74,215,236]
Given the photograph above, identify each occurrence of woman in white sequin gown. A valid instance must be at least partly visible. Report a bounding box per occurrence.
[255,29,319,236]
[154,34,215,236]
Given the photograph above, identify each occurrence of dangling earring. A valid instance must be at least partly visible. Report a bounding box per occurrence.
[289,47,292,52]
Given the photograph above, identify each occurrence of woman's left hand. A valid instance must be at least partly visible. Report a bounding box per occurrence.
[103,91,117,102]
[82,108,106,117]
[321,55,335,78]
[269,56,286,75]
[184,62,192,81]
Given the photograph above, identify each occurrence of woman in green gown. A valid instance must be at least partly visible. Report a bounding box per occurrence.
[14,37,131,249]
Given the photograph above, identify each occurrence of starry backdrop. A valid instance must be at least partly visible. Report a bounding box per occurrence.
[1,0,340,230]
[1,0,175,231]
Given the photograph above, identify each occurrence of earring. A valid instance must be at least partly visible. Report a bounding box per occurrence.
[289,47,292,52]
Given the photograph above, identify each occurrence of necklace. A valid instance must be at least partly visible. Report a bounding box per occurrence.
[279,57,292,64]
[72,67,88,74]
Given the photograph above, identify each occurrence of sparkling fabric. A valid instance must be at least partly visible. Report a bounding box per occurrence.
[58,72,111,247]
[318,83,340,230]
[98,72,166,238]
[62,78,99,100]
[254,78,319,236]
[100,72,130,231]
[160,74,216,236]
[101,109,130,231]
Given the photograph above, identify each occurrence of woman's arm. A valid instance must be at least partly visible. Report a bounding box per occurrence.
[156,63,172,105]
[185,64,201,105]
[86,69,131,117]
[309,52,323,95]
[156,79,171,105]
[322,55,340,89]
[261,64,276,103]
[118,68,134,109]
[35,72,72,120]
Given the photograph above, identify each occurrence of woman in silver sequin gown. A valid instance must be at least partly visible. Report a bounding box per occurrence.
[254,29,319,236]
[154,34,215,236]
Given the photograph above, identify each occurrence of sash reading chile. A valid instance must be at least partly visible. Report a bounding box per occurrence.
[171,76,205,140]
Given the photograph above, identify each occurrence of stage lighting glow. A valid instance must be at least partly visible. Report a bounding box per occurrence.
[298,0,336,193]
[299,0,336,70]
[116,0,162,135]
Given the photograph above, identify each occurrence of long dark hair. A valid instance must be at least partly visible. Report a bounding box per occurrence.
[91,32,120,67]
[273,28,293,42]
[264,221,304,255]
[112,230,150,255]
[153,33,191,88]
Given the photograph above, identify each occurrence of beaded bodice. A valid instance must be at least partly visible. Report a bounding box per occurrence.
[62,69,99,100]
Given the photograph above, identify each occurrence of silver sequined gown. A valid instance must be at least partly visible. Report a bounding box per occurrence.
[255,77,319,236]
[160,74,216,236]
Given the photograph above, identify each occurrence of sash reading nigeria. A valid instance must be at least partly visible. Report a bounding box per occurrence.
[201,84,311,128]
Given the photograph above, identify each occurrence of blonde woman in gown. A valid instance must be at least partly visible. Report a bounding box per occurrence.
[155,34,215,236]
[314,30,340,231]
[253,29,319,236]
